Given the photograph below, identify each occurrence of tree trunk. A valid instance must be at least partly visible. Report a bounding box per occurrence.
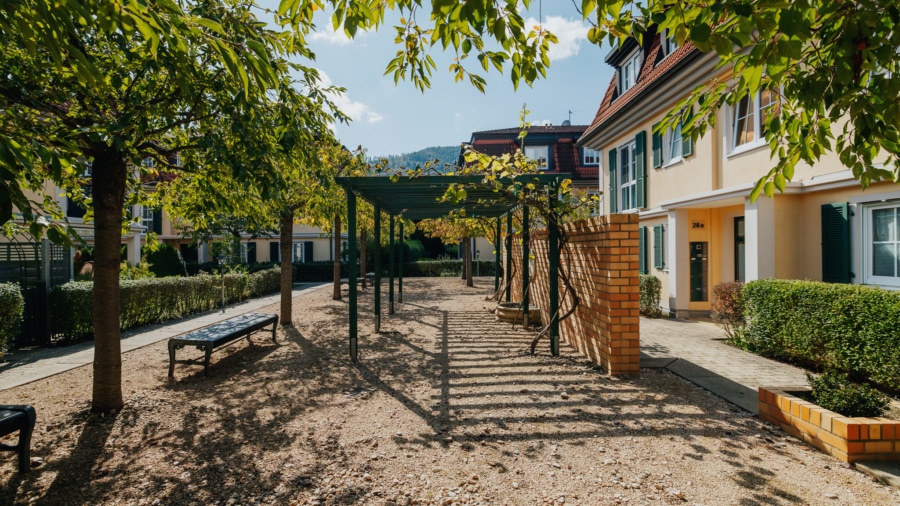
[279,211,293,326]
[332,214,341,300]
[360,229,367,289]
[465,237,474,287]
[90,147,127,413]
[460,240,467,280]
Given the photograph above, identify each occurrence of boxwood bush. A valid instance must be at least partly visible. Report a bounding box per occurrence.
[49,267,281,341]
[639,275,663,317]
[739,279,900,391]
[807,371,889,418]
[0,283,24,354]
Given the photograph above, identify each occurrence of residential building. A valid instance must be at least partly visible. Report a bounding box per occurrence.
[460,124,601,260]
[578,27,899,317]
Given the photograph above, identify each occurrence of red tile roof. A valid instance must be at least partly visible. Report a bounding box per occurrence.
[580,36,699,144]
[465,126,597,183]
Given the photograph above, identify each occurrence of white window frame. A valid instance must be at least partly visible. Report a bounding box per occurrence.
[663,121,683,166]
[862,201,900,288]
[729,88,781,155]
[292,242,304,262]
[618,50,642,94]
[140,205,154,232]
[524,146,549,169]
[583,148,600,165]
[618,140,638,212]
[660,29,679,59]
[240,243,249,263]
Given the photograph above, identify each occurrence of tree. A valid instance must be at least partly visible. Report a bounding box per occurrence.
[1,1,335,412]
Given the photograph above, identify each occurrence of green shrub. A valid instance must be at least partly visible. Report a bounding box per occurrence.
[49,267,281,341]
[143,244,187,277]
[807,371,889,418]
[740,279,900,391]
[294,261,347,282]
[120,260,155,280]
[711,281,744,340]
[639,275,663,317]
[0,283,25,354]
[247,267,280,297]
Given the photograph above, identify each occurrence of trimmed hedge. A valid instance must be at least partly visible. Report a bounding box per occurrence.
[49,267,281,341]
[0,283,24,354]
[403,259,497,277]
[738,279,900,391]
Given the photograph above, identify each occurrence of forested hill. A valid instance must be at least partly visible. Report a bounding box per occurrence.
[368,145,460,172]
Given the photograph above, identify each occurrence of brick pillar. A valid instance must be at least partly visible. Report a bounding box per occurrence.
[508,215,640,375]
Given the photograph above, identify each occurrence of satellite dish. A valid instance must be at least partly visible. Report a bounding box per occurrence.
[561,119,571,126]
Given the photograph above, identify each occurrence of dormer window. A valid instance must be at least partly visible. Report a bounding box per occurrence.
[524,146,549,170]
[660,29,679,59]
[618,50,642,94]
[583,148,600,165]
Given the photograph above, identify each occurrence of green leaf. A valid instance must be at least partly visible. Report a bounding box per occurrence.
[690,23,711,43]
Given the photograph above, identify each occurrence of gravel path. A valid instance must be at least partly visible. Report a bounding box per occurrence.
[1,278,897,505]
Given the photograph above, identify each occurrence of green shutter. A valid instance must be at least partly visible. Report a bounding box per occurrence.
[652,122,662,169]
[152,209,162,235]
[608,148,618,213]
[653,224,665,269]
[635,131,647,209]
[304,241,314,262]
[639,226,648,274]
[821,202,850,283]
[682,107,694,158]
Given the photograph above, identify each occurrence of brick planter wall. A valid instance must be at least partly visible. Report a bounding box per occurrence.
[507,215,640,375]
[759,386,900,463]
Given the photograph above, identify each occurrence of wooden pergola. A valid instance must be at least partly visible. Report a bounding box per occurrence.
[335,174,571,362]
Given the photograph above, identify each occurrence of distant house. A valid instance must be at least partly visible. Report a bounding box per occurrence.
[578,26,899,318]
[461,124,599,195]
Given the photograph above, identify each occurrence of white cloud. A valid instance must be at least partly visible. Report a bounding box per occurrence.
[317,71,384,125]
[524,16,589,61]
[309,29,354,46]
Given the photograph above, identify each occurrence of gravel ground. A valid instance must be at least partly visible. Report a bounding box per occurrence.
[1,277,897,505]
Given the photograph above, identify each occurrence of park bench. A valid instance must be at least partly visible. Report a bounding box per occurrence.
[167,312,278,379]
[340,273,375,286]
[0,405,36,474]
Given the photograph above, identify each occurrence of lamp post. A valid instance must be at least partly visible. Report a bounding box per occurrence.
[218,254,226,314]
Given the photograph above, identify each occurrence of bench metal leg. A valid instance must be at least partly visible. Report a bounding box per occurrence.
[1,406,36,473]
[203,345,213,377]
[17,412,34,473]
[270,321,278,344]
[168,341,177,379]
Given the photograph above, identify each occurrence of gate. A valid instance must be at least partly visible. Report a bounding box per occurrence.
[0,240,72,348]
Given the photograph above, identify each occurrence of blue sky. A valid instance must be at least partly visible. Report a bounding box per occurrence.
[261,3,615,158]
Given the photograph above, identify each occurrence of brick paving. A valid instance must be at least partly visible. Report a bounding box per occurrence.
[639,316,809,413]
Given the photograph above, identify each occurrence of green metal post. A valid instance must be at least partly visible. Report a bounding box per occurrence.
[549,188,560,356]
[374,204,381,332]
[389,215,395,315]
[522,205,530,327]
[398,220,404,303]
[494,216,501,292]
[505,212,513,302]
[348,191,358,362]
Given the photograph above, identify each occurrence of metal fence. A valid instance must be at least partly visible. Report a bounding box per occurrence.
[0,240,72,347]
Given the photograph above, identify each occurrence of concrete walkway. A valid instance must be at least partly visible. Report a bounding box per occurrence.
[0,283,324,391]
